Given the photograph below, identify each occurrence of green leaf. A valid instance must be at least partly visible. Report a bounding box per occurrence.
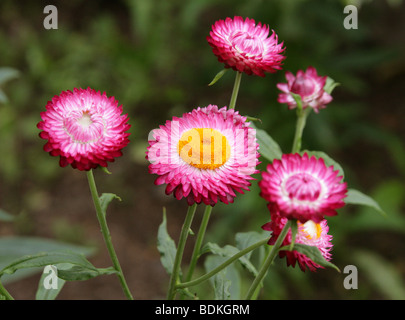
[0,237,95,284]
[36,264,66,300]
[157,208,178,276]
[301,150,345,178]
[204,255,240,300]
[345,188,386,216]
[99,193,122,217]
[235,231,267,261]
[281,243,340,272]
[291,92,303,110]
[208,68,228,86]
[0,67,19,86]
[58,265,116,281]
[289,220,298,251]
[35,264,116,300]
[353,250,405,299]
[323,76,340,95]
[0,251,98,278]
[0,209,15,222]
[250,123,283,162]
[202,242,258,277]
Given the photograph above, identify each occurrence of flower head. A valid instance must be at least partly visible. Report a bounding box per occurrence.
[259,153,347,223]
[207,16,285,77]
[146,105,260,206]
[262,212,333,272]
[37,88,131,171]
[277,66,332,113]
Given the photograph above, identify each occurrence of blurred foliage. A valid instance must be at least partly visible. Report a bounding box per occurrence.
[0,0,404,299]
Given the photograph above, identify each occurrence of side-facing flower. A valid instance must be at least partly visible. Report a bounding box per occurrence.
[277,66,332,113]
[146,105,260,206]
[262,211,333,272]
[37,87,131,171]
[207,16,285,77]
[259,153,347,223]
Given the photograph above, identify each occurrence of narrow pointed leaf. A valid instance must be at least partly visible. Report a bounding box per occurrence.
[281,243,340,272]
[208,68,228,86]
[250,123,283,162]
[345,188,386,216]
[157,209,178,276]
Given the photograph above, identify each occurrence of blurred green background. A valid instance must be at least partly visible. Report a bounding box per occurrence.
[0,0,404,299]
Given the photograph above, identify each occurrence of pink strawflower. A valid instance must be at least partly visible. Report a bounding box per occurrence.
[262,212,333,272]
[146,105,260,206]
[37,88,131,171]
[259,153,347,223]
[277,66,333,113]
[207,16,285,77]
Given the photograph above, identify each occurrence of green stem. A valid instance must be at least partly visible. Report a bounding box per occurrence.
[244,220,292,300]
[167,203,197,300]
[86,169,133,300]
[229,71,242,109]
[185,205,212,282]
[176,238,268,290]
[291,108,311,153]
[0,280,14,300]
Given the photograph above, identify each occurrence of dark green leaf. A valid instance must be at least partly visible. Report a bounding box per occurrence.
[157,209,177,276]
[345,188,386,216]
[202,242,258,277]
[204,255,240,300]
[58,265,116,281]
[0,251,97,278]
[281,243,340,272]
[250,123,283,162]
[0,237,95,284]
[301,150,345,178]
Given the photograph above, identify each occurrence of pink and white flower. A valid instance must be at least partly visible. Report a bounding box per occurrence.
[277,66,332,113]
[262,212,333,272]
[37,88,131,171]
[259,153,347,223]
[207,16,285,77]
[146,105,260,206]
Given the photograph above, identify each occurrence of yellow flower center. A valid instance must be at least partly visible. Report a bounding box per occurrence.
[299,220,322,240]
[178,128,231,170]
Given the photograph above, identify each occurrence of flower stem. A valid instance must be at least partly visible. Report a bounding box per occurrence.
[291,108,311,153]
[185,205,212,283]
[244,220,292,300]
[86,169,133,300]
[167,203,197,300]
[176,238,269,290]
[229,71,242,109]
[0,280,13,300]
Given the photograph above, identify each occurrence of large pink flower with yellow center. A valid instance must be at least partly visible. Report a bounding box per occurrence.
[146,105,260,206]
[37,88,131,171]
[259,153,347,223]
[207,16,285,77]
[262,212,333,272]
[277,66,333,113]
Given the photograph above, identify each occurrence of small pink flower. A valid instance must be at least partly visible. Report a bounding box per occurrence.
[146,105,260,206]
[262,212,333,272]
[259,153,347,223]
[207,16,285,77]
[277,66,332,113]
[37,88,131,171]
